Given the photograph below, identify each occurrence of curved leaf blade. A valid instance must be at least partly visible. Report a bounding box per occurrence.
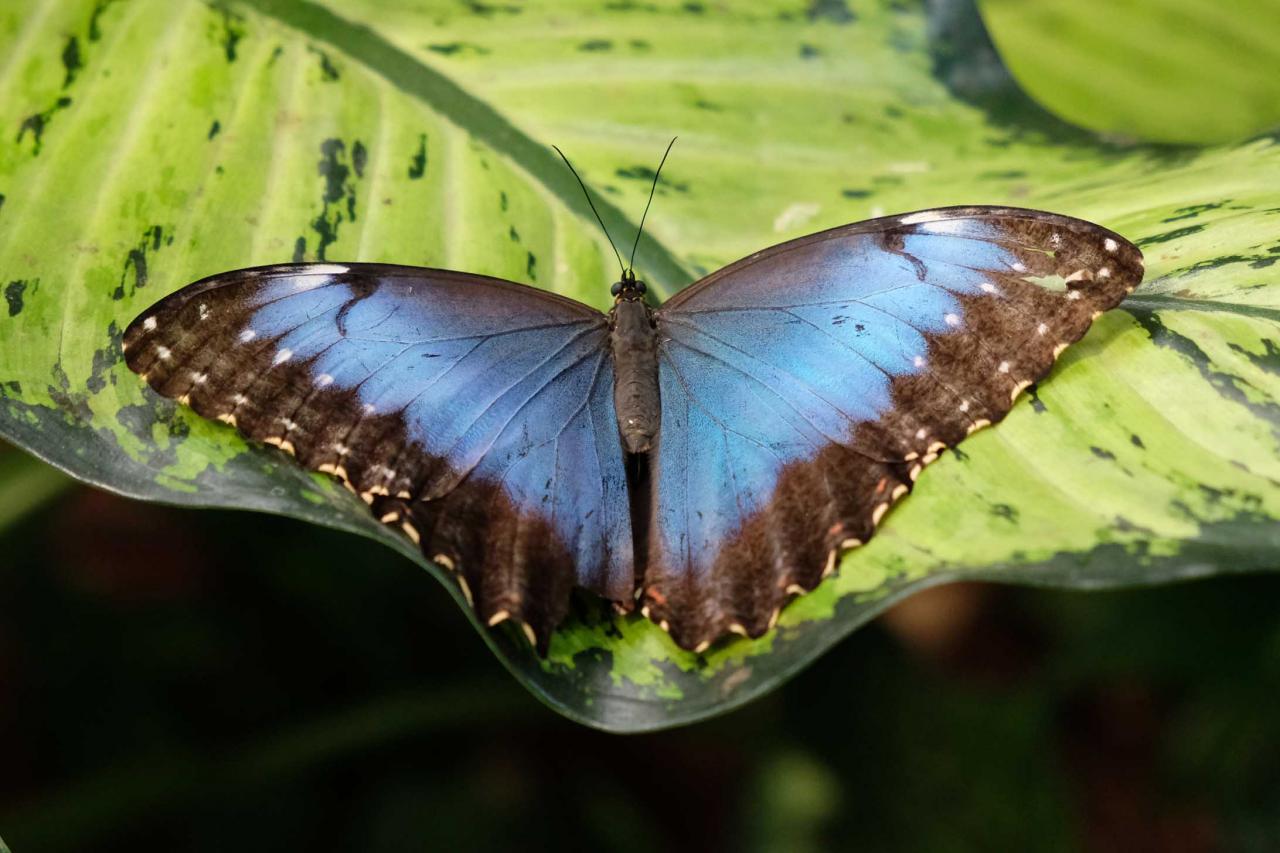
[0,0,1277,731]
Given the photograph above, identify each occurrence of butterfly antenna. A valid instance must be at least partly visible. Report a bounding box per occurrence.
[628,136,677,274]
[552,145,627,278]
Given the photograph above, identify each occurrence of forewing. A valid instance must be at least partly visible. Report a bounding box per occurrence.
[646,207,1144,650]
[123,263,632,648]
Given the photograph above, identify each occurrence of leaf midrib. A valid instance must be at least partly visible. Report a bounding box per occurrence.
[1124,292,1280,321]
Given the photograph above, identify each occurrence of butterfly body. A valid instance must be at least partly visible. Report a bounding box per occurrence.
[609,278,661,455]
[123,207,1143,653]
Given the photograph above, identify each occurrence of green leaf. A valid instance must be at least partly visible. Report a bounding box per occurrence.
[979,0,1280,144]
[1,0,1277,732]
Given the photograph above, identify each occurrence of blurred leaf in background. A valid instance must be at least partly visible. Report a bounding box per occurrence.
[1,0,1278,732]
[980,0,1280,144]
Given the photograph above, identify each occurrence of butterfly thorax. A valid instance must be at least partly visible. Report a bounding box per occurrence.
[609,278,660,455]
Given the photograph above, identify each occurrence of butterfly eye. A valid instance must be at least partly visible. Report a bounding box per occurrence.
[634,281,646,294]
[611,281,623,296]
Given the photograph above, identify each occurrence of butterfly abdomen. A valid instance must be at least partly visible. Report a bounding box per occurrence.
[610,299,660,454]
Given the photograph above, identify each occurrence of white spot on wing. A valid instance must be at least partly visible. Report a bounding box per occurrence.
[1037,323,1048,335]
[273,348,293,365]
[913,355,925,368]
[142,316,157,332]
[1067,290,1083,300]
[316,373,334,387]
[197,303,210,321]
[1104,238,1118,253]
[944,313,960,327]
[155,345,171,361]
[239,329,257,343]
[998,361,1010,373]
[1011,261,1027,273]
[980,282,998,295]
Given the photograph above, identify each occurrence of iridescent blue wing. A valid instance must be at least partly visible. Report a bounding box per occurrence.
[123,263,632,649]
[645,207,1143,651]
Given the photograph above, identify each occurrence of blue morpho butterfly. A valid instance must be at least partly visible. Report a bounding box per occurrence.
[123,143,1143,654]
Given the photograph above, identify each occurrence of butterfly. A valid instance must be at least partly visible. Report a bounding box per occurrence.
[123,189,1142,654]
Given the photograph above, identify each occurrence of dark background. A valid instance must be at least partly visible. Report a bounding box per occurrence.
[2,443,1278,852]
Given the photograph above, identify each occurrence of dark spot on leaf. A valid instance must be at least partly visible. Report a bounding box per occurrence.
[499,191,508,212]
[978,169,1027,180]
[526,251,537,280]
[0,193,5,212]
[1161,200,1229,223]
[683,1,705,12]
[1090,446,1116,462]
[112,225,168,300]
[88,0,123,42]
[48,360,93,422]
[615,165,688,193]
[1130,433,1145,449]
[214,6,246,62]
[3,380,21,395]
[352,140,367,178]
[309,46,341,81]
[807,0,856,23]
[1175,251,1280,274]
[1136,224,1204,247]
[1228,338,1280,376]
[579,39,612,52]
[62,36,83,88]
[293,236,306,262]
[309,138,360,261]
[426,42,491,56]
[268,44,284,64]
[1026,384,1047,413]
[509,225,519,242]
[799,43,821,59]
[461,0,523,16]
[208,119,221,140]
[841,188,872,199]
[16,96,73,156]
[693,99,723,112]
[990,502,1018,523]
[1128,307,1280,443]
[86,321,123,394]
[630,39,651,50]
[5,280,28,317]
[408,133,428,179]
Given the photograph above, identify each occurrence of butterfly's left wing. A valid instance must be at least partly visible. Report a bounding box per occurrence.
[123,263,633,649]
[644,207,1143,651]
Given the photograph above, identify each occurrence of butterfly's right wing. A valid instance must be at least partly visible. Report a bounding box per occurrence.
[123,263,634,647]
[644,207,1143,651]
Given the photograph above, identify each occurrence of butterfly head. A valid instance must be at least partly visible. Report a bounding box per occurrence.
[611,268,647,302]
